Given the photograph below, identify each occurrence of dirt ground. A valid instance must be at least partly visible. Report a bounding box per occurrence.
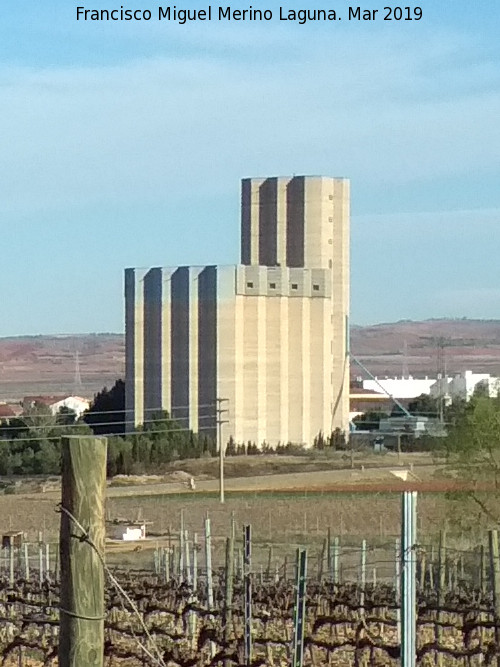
[0,452,438,533]
[0,452,488,574]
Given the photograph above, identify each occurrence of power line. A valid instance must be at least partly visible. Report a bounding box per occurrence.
[0,413,219,433]
[0,423,219,444]
[1,401,222,420]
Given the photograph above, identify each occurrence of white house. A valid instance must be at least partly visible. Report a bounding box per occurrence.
[23,395,90,418]
[49,396,90,418]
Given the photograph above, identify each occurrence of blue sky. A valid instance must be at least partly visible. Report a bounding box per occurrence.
[1,1,499,334]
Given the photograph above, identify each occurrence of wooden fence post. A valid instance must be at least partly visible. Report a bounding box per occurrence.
[59,435,107,667]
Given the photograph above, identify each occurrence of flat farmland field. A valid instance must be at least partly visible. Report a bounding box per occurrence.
[0,452,491,572]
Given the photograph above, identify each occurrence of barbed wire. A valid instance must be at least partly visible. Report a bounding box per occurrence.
[57,502,167,667]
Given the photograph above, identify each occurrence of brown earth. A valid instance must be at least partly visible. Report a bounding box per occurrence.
[0,452,488,574]
[0,334,123,402]
[350,318,500,378]
[1,319,499,402]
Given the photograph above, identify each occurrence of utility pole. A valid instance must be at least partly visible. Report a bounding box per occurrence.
[217,398,229,504]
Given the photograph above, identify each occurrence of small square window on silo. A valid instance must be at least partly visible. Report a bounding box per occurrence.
[313,284,320,291]
[291,283,298,290]
[247,281,254,288]
[269,282,276,289]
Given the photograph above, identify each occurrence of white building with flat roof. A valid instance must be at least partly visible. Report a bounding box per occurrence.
[362,376,435,400]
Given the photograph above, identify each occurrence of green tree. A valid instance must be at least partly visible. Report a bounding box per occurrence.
[34,441,61,474]
[56,406,77,425]
[84,379,125,435]
[408,393,439,418]
[353,411,387,431]
[445,395,500,531]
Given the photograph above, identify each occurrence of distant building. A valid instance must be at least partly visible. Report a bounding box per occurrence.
[125,175,350,446]
[378,414,445,438]
[349,387,396,422]
[0,403,23,419]
[430,370,500,402]
[22,395,89,418]
[362,376,435,400]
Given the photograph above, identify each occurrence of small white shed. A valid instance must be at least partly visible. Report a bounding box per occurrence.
[114,523,147,541]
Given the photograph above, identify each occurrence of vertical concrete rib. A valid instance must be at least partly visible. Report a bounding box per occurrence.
[241,178,262,265]
[288,297,303,442]
[189,268,200,433]
[216,267,237,444]
[241,179,252,265]
[171,267,190,429]
[286,177,305,268]
[265,286,281,445]
[330,178,350,432]
[279,284,289,444]
[258,178,278,266]
[301,293,311,445]
[198,266,217,440]
[234,270,245,442]
[243,294,258,443]
[322,298,331,435]
[256,269,267,445]
[309,297,326,443]
[143,268,162,419]
[276,178,288,268]
[125,268,146,431]
[161,269,173,413]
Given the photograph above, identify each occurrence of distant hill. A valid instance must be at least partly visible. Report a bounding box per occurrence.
[0,319,499,401]
[0,333,124,402]
[350,319,500,379]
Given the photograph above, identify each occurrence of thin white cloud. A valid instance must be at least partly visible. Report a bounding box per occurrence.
[1,25,499,216]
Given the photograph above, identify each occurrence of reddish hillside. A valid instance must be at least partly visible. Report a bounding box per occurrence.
[350,319,500,378]
[0,319,499,401]
[0,334,124,402]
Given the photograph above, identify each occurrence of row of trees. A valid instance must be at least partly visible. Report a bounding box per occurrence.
[0,378,352,476]
[0,381,218,476]
[2,379,500,498]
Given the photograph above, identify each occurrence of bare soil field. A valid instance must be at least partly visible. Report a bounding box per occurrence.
[0,333,123,402]
[351,318,500,377]
[0,452,482,574]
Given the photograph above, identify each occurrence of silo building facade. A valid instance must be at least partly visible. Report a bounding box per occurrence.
[125,175,350,446]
